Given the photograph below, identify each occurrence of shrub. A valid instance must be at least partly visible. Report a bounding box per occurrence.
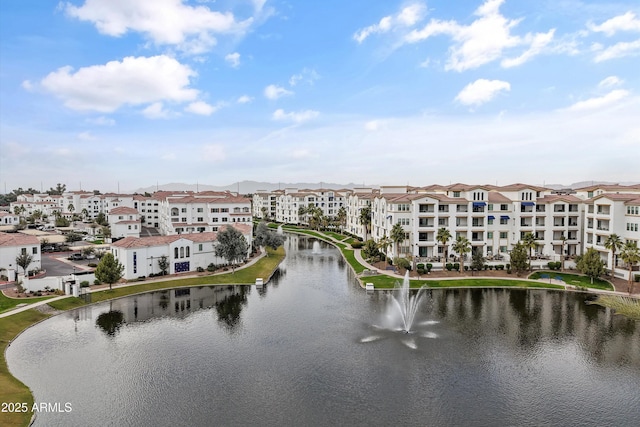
[426,263,433,272]
[417,268,426,276]
[94,279,101,285]
[416,263,425,270]
[464,266,469,271]
[196,266,205,272]
[446,263,453,271]
[394,257,411,271]
[351,241,363,249]
[635,274,640,282]
[453,263,460,271]
[555,262,563,270]
[207,263,216,272]
[80,281,90,288]
[506,264,511,270]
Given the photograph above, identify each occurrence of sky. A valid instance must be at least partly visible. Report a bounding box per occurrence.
[1,0,639,193]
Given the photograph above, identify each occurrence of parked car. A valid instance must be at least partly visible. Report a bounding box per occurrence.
[82,235,95,241]
[42,245,55,252]
[69,253,84,261]
[85,253,96,260]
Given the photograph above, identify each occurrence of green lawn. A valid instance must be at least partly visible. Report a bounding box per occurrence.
[0,292,55,314]
[0,310,50,427]
[362,275,565,290]
[528,271,614,291]
[47,297,88,311]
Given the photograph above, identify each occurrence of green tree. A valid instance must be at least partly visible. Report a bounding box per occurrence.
[81,208,89,221]
[260,206,268,219]
[13,205,26,216]
[452,236,471,273]
[215,225,249,272]
[521,232,537,271]
[471,251,485,271]
[101,226,111,240]
[96,212,108,226]
[55,215,70,227]
[576,247,606,285]
[619,241,640,294]
[604,233,623,272]
[95,252,124,290]
[359,205,371,240]
[157,255,169,275]
[390,223,405,259]
[254,221,286,255]
[66,232,82,243]
[47,183,66,195]
[362,239,380,261]
[509,243,529,275]
[377,234,392,261]
[336,206,347,234]
[297,205,308,225]
[15,252,33,279]
[436,227,452,267]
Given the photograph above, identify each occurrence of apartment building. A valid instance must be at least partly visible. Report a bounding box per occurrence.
[252,190,283,220]
[268,188,349,225]
[0,232,41,281]
[108,206,141,239]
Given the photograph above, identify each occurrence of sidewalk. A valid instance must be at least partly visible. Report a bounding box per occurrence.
[0,249,267,318]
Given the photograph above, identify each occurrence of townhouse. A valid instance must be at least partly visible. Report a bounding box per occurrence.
[108,206,141,239]
[0,232,41,281]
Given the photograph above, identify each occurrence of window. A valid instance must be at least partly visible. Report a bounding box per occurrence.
[221,208,229,213]
[21,248,26,255]
[487,204,494,211]
[499,246,507,253]
[181,208,187,213]
[180,247,184,258]
[500,204,508,211]
[222,218,228,222]
[197,208,203,213]
[397,218,410,226]
[397,204,410,212]
[198,244,203,251]
[174,247,179,258]
[32,247,38,254]
[181,218,187,222]
[487,232,493,239]
[453,191,461,197]
[186,247,190,257]
[488,218,494,225]
[587,191,594,198]
[128,225,131,230]
[499,232,508,239]
[197,217,203,222]
[500,218,509,225]
[211,208,219,213]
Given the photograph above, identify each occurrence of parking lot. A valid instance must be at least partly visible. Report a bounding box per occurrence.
[41,252,96,277]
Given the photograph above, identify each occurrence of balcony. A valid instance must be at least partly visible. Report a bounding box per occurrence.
[456,205,468,213]
[553,205,566,213]
[472,220,484,227]
[418,220,434,228]
[419,205,435,213]
[535,206,546,213]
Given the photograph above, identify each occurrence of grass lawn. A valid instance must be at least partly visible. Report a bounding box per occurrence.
[324,231,348,241]
[362,275,565,290]
[341,249,366,274]
[0,309,50,427]
[0,292,55,314]
[528,271,614,291]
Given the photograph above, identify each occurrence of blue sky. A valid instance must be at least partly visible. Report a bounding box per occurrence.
[1,0,639,192]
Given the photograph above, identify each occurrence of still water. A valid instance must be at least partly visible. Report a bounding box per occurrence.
[7,235,640,426]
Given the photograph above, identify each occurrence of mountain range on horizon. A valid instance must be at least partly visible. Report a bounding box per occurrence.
[132,180,640,195]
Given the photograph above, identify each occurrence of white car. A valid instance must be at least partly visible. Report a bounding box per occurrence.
[85,253,96,260]
[82,235,94,241]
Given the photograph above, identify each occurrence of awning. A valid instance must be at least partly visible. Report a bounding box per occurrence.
[500,215,510,219]
[522,202,535,206]
[473,202,486,207]
[488,215,495,220]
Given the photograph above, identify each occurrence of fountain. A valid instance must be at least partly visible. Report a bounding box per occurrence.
[384,271,428,333]
[312,241,321,254]
[277,225,283,234]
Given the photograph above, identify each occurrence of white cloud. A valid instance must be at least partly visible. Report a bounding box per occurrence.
[564,89,629,112]
[364,120,383,131]
[405,0,554,71]
[86,116,116,126]
[353,3,426,43]
[588,12,640,36]
[201,144,226,162]
[272,109,319,123]
[455,79,511,106]
[264,84,293,100]
[64,0,256,54]
[142,102,171,119]
[185,101,220,116]
[593,39,640,62]
[237,95,253,104]
[78,131,96,141]
[21,80,34,91]
[225,52,241,68]
[40,55,199,112]
[598,76,623,88]
[289,68,320,86]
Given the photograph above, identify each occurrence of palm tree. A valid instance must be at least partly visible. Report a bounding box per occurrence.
[336,206,347,234]
[559,233,568,271]
[390,223,405,259]
[521,232,536,271]
[297,205,307,225]
[619,241,640,294]
[81,208,89,221]
[260,206,268,220]
[452,236,471,273]
[436,227,452,267]
[359,205,372,240]
[604,233,623,273]
[67,203,75,214]
[377,234,392,261]
[15,252,33,282]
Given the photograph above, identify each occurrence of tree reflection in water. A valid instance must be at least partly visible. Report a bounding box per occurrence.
[95,310,125,337]
[215,286,249,330]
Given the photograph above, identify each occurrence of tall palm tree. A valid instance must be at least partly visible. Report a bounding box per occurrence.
[359,205,371,241]
[559,233,568,271]
[452,236,471,273]
[297,205,307,225]
[436,227,452,266]
[604,233,623,273]
[336,206,347,234]
[15,252,33,283]
[390,223,405,259]
[521,232,537,271]
[377,234,392,261]
[619,241,640,294]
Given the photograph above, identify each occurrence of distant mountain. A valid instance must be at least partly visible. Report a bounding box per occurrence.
[132,181,367,195]
[543,181,640,190]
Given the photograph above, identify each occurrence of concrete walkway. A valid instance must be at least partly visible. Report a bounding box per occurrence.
[0,249,268,318]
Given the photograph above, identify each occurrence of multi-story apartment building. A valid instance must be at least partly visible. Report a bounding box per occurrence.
[263,188,349,225]
[157,191,252,235]
[252,190,283,220]
[345,188,377,238]
[108,207,141,239]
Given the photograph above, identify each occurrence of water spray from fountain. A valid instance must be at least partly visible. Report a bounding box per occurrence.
[385,271,429,334]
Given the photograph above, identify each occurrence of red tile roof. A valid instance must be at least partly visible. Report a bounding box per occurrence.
[109,207,139,215]
[0,232,40,247]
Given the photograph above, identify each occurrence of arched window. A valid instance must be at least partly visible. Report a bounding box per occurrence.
[186,247,190,257]
[180,247,184,258]
[174,247,179,258]
[171,207,179,216]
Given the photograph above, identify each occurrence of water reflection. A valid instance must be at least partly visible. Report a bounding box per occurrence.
[95,309,124,337]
